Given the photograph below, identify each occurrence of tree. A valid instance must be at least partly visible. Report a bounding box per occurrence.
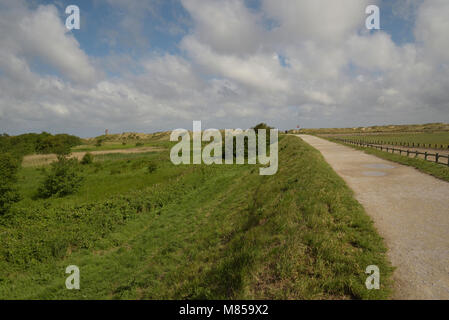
[38,156,83,198]
[0,153,21,215]
[147,161,157,173]
[80,152,93,165]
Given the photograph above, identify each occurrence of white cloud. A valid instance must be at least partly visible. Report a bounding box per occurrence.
[415,0,449,63]
[0,0,448,136]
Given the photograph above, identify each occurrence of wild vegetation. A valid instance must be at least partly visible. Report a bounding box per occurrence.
[73,131,171,152]
[0,132,81,158]
[0,135,392,299]
[0,153,21,215]
[37,156,84,198]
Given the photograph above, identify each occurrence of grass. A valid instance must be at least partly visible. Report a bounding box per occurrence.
[0,136,393,299]
[328,138,449,183]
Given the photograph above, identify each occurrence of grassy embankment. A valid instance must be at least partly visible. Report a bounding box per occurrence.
[0,135,392,299]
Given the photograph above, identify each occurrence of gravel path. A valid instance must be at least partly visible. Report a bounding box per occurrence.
[298,135,449,299]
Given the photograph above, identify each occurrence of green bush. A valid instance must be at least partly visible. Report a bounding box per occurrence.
[110,168,122,175]
[0,153,21,215]
[0,132,81,157]
[147,162,157,173]
[135,142,144,147]
[37,156,83,198]
[81,152,93,165]
[221,123,274,160]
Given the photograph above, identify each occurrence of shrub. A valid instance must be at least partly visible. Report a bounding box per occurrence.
[110,168,122,175]
[135,142,144,147]
[221,123,274,160]
[0,132,81,157]
[37,156,83,198]
[0,153,21,215]
[81,152,93,165]
[147,162,157,173]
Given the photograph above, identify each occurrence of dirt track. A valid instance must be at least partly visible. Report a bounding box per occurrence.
[22,146,164,167]
[298,134,449,299]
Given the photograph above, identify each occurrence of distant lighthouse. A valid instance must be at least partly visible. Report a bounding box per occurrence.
[105,129,109,135]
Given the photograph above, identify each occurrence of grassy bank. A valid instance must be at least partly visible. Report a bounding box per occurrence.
[0,136,392,299]
[328,138,449,183]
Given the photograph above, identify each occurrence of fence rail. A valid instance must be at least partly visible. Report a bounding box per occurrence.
[340,139,449,150]
[336,139,449,166]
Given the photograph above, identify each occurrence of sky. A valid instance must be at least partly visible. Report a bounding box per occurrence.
[0,0,448,137]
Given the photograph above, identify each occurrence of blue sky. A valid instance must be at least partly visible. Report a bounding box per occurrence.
[35,0,417,59]
[0,0,448,137]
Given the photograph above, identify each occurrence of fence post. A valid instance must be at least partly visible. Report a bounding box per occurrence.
[424,152,427,160]
[435,153,439,164]
[407,150,409,157]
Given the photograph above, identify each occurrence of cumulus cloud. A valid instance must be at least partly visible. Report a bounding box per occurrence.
[0,0,448,137]
[0,1,98,84]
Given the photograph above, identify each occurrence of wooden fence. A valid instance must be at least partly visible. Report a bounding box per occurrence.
[343,139,449,150]
[350,140,449,151]
[336,139,449,166]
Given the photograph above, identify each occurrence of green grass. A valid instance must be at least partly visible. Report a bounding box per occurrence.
[340,132,449,149]
[328,138,449,183]
[16,151,181,204]
[0,136,393,299]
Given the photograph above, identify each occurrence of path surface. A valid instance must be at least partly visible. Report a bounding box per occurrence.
[297,135,449,299]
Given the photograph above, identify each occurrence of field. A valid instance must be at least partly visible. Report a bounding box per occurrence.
[336,132,449,149]
[0,135,392,299]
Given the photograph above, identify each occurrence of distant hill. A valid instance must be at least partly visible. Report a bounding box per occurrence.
[289,123,449,135]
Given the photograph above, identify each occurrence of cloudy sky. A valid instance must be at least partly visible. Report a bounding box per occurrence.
[0,0,448,137]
